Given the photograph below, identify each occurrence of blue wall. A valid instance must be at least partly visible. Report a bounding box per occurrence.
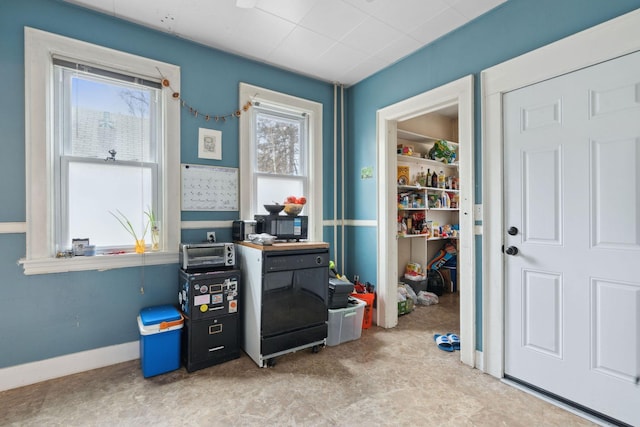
[2,0,640,369]
[345,0,640,347]
[0,0,336,368]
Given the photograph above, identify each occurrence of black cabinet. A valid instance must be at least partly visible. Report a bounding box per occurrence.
[182,314,240,373]
[178,269,241,372]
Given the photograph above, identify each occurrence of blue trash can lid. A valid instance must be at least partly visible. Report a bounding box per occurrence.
[139,305,182,326]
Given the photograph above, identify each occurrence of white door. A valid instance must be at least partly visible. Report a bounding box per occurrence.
[503,51,640,426]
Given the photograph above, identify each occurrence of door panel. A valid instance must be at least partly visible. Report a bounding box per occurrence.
[504,50,640,426]
[591,137,640,248]
[591,279,640,380]
[523,147,563,244]
[523,269,563,357]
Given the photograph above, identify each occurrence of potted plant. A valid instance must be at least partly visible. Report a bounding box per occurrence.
[145,207,160,251]
[110,209,149,253]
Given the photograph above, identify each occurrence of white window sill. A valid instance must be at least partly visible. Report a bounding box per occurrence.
[19,251,179,275]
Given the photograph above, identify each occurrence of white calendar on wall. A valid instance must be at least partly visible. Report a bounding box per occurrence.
[181,164,238,211]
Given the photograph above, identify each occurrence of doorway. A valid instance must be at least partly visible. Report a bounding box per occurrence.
[376,75,475,367]
[502,50,640,425]
[481,7,640,426]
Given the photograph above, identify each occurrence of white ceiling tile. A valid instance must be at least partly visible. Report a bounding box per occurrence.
[173,10,235,47]
[340,16,402,56]
[268,26,335,68]
[231,9,296,47]
[335,54,389,84]
[370,0,449,33]
[113,0,192,32]
[410,7,467,44]
[341,0,384,15]
[308,42,369,82]
[66,0,115,14]
[64,0,506,86]
[316,42,368,67]
[299,0,368,40]
[255,0,319,24]
[448,0,507,20]
[375,34,423,63]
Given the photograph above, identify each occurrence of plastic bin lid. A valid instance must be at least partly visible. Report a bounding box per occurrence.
[139,305,182,326]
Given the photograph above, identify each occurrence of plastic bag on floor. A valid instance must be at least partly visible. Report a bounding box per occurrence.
[401,283,418,304]
[397,285,407,302]
[417,291,439,306]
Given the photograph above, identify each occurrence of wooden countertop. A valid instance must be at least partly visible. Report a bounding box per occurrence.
[237,241,329,251]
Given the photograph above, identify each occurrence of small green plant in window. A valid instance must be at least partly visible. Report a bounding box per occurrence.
[110,209,149,253]
[145,207,160,251]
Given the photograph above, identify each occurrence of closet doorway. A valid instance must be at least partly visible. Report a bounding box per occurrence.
[376,75,475,367]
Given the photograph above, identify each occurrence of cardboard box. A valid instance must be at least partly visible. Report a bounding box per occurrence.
[398,298,414,315]
[397,165,410,185]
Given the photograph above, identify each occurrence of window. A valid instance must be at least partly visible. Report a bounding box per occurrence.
[23,28,180,274]
[253,104,308,210]
[54,60,162,251]
[239,83,323,240]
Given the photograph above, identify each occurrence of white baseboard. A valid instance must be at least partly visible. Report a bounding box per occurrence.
[475,350,484,371]
[0,341,139,392]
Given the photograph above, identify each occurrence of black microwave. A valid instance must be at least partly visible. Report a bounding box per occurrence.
[254,215,308,241]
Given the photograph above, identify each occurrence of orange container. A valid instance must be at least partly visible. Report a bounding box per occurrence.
[351,292,375,329]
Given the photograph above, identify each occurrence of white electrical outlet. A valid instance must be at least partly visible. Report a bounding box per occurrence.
[207,231,216,242]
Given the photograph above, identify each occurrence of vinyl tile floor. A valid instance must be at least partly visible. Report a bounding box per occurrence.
[0,293,595,426]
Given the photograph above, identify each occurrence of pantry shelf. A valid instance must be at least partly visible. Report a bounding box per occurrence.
[397,233,429,239]
[397,154,458,169]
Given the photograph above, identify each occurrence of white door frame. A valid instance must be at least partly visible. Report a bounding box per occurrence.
[377,75,476,367]
[481,8,640,378]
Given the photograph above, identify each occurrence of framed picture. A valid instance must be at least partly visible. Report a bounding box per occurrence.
[198,128,222,160]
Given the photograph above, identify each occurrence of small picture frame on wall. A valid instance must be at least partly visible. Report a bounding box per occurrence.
[198,128,222,160]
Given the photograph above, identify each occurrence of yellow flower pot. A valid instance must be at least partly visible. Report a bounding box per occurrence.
[135,239,146,254]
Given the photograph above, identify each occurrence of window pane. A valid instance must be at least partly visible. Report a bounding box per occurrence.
[64,69,156,162]
[256,176,304,215]
[255,111,304,176]
[66,161,152,248]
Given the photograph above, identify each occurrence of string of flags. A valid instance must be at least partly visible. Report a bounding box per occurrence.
[157,67,252,123]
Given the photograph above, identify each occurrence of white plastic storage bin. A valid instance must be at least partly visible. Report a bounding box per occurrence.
[326,298,366,346]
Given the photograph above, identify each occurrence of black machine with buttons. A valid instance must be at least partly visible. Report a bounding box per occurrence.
[178,245,241,373]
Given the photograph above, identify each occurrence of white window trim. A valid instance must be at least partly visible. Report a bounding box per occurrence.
[21,27,180,275]
[239,83,323,242]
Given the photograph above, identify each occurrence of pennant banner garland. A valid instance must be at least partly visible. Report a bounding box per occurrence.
[157,67,252,123]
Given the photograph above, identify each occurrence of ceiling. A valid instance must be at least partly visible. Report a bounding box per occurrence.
[63,0,507,86]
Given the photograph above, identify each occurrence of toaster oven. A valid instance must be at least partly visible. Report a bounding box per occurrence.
[179,242,235,272]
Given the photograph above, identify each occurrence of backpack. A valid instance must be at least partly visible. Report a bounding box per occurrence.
[427,270,445,296]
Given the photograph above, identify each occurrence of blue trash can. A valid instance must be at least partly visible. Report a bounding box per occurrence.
[137,305,183,378]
